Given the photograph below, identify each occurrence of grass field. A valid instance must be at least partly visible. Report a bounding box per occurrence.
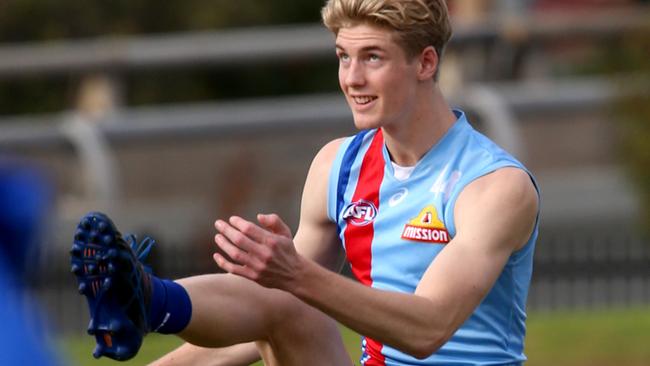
[62,307,650,366]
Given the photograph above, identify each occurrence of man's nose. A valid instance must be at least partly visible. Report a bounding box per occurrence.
[345,61,365,87]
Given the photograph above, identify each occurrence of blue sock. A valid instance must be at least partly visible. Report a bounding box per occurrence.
[148,275,192,334]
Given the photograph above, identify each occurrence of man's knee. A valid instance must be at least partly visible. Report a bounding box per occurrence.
[257,296,350,366]
[263,293,337,341]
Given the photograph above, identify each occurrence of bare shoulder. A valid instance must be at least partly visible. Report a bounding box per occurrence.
[302,137,347,210]
[463,167,537,207]
[454,167,538,251]
[310,137,346,173]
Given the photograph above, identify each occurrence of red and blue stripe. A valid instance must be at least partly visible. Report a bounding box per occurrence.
[339,129,386,366]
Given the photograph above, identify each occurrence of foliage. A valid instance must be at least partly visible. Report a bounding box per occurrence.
[555,20,650,230]
[0,0,325,41]
[610,31,650,230]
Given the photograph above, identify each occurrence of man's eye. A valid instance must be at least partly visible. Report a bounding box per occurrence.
[338,53,350,62]
[368,54,380,62]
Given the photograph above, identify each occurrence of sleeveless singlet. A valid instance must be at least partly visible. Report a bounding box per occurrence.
[327,110,539,366]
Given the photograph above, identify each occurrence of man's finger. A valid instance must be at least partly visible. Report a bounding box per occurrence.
[215,219,258,253]
[214,234,247,265]
[257,213,292,238]
[214,234,265,270]
[213,253,258,281]
[229,216,269,243]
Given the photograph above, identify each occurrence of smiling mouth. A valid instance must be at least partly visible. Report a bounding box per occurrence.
[352,96,377,105]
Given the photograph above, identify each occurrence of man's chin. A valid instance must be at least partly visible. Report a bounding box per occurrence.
[352,116,380,130]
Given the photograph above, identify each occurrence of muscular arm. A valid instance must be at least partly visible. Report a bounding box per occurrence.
[292,138,347,271]
[291,167,538,357]
[216,163,538,359]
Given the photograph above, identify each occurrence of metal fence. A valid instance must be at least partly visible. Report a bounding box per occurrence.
[35,223,650,335]
[531,226,650,310]
[2,7,648,78]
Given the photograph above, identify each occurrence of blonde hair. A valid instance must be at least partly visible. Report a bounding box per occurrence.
[322,0,452,78]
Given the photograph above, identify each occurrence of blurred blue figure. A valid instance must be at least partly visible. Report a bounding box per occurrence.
[0,157,61,365]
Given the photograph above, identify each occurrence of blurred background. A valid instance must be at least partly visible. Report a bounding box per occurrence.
[0,0,649,365]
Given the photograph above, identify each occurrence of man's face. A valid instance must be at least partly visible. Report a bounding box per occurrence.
[336,23,419,131]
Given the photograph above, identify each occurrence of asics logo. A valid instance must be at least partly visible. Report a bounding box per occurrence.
[342,200,377,226]
[389,188,409,207]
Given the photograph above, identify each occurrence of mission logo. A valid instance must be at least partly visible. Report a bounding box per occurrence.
[401,205,450,244]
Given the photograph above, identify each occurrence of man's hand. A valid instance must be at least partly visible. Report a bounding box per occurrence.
[213,214,303,291]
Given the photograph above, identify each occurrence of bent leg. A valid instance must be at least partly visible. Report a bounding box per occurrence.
[176,274,352,366]
[149,342,260,366]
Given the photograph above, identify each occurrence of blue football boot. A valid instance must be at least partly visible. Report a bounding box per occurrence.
[70,212,155,361]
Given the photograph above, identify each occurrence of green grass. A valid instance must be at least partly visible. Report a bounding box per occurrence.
[62,334,185,365]
[524,307,650,366]
[62,307,650,365]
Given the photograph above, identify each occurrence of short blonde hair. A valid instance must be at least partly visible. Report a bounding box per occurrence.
[322,0,452,77]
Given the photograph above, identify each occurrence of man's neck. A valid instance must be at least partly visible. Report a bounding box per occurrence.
[382,86,456,166]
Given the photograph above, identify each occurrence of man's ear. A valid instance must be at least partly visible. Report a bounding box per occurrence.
[417,46,438,81]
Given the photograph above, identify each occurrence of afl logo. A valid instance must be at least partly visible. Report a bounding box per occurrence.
[342,200,377,226]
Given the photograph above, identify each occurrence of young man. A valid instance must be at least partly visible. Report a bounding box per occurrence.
[71,0,539,365]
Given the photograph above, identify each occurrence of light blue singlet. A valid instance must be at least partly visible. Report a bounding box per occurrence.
[327,110,539,366]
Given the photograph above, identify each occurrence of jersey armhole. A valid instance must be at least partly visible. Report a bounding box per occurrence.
[445,163,539,240]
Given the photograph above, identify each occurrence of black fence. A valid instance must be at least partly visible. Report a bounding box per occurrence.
[530,226,650,310]
[31,224,650,335]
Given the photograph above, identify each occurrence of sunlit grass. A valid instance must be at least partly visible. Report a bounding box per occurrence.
[62,307,650,366]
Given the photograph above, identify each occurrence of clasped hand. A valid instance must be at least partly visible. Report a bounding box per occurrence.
[213,214,301,291]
